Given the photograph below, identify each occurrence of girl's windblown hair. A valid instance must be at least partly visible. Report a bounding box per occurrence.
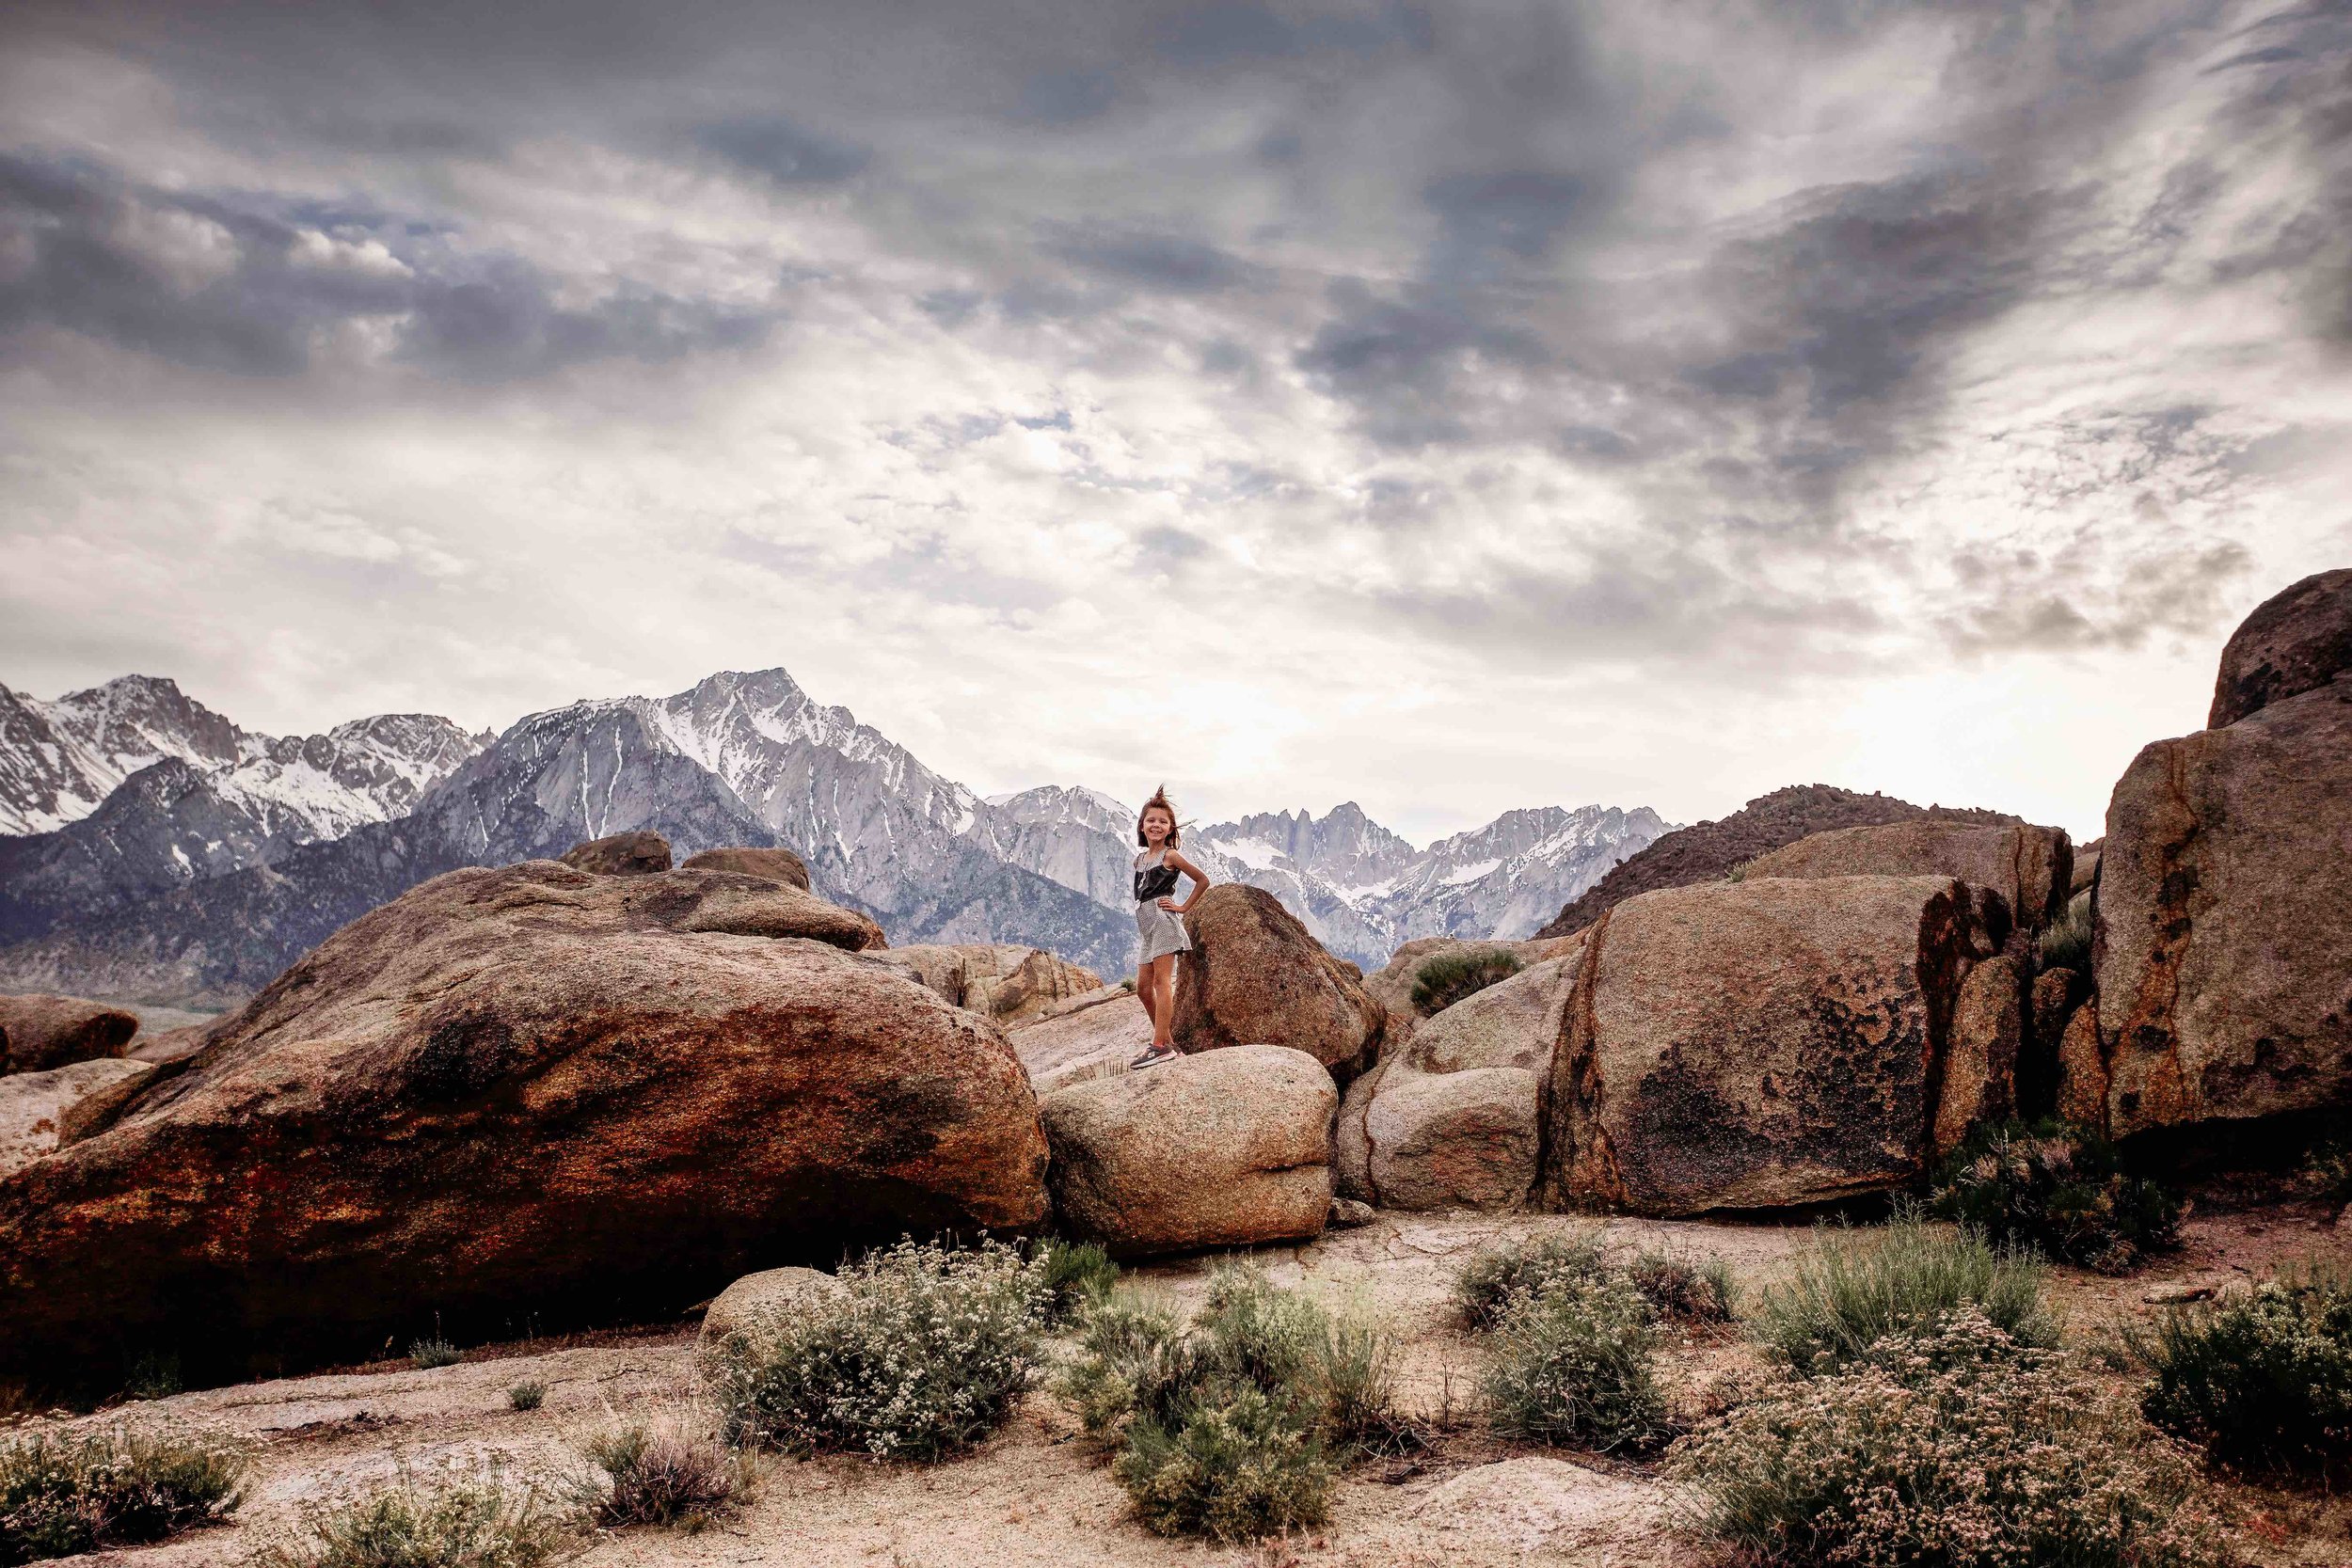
[1136,785,1182,847]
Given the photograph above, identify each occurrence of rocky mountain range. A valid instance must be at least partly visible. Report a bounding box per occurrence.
[0,668,1671,1007]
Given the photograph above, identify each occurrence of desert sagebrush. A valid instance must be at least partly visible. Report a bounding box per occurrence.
[711,1236,1050,1461]
[1062,1264,1398,1542]
[1672,1310,2230,1568]
[1453,1228,1612,1330]
[1479,1270,1672,1453]
[570,1409,750,1532]
[0,1419,249,1565]
[1932,1120,2180,1275]
[2135,1259,2352,1479]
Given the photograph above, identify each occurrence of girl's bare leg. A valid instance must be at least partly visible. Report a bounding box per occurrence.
[1136,963,1158,1035]
[1151,956,1177,1049]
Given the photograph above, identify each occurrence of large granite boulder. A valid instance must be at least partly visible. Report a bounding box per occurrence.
[1009,990,1152,1095]
[2096,680,2352,1139]
[680,846,812,890]
[1171,885,1384,1077]
[1041,1043,1334,1257]
[0,994,138,1074]
[0,1058,151,1179]
[1347,953,1581,1212]
[559,830,674,876]
[2207,567,2352,728]
[1543,875,2001,1215]
[1366,1068,1542,1212]
[1745,820,2072,929]
[0,860,1049,1389]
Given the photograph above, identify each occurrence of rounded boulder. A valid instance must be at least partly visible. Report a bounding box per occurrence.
[1041,1043,1334,1258]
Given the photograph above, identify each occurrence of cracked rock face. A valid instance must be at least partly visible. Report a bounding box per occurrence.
[1543,875,1997,1215]
[0,859,1047,1391]
[2096,680,2352,1139]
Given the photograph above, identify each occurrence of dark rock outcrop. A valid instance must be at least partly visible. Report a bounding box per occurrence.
[2207,567,2352,728]
[1536,785,2019,940]
[0,860,1047,1389]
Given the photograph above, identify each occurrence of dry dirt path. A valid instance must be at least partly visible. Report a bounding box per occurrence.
[38,1206,2352,1567]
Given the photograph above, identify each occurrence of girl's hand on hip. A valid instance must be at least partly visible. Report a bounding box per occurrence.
[1156,897,1179,911]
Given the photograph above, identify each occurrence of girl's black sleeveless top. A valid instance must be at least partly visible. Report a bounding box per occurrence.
[1135,854,1181,903]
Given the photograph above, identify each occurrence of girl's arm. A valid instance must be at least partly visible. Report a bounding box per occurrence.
[1162,850,1211,913]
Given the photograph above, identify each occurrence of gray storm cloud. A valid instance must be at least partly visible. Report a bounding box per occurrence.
[0,0,2345,839]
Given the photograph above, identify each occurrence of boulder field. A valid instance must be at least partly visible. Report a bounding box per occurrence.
[0,858,1048,1388]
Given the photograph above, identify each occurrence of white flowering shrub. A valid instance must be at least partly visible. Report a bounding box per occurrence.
[0,1419,249,1564]
[710,1238,1051,1462]
[1671,1310,2232,1568]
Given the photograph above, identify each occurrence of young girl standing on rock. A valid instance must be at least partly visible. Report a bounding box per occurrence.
[1132,785,1209,1069]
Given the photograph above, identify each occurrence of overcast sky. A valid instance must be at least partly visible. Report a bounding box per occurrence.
[2,1,2346,843]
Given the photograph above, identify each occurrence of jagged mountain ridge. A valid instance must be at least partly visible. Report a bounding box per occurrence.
[0,676,486,838]
[0,666,1669,1006]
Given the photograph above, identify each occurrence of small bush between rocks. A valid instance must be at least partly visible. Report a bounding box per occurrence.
[570,1411,750,1532]
[1750,1213,2055,1375]
[1629,1249,1739,1324]
[2039,889,2094,973]
[1061,1265,1400,1542]
[711,1236,1049,1462]
[1933,1119,2183,1275]
[1671,1310,2231,1568]
[1032,1239,1120,1324]
[1410,948,1521,1014]
[1479,1271,1673,1454]
[1454,1229,1611,1329]
[2135,1260,2352,1479]
[247,1463,575,1568]
[505,1382,545,1414]
[409,1338,462,1371]
[0,1420,250,1565]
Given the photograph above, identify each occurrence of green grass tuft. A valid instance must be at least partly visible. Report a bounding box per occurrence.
[1030,1238,1120,1325]
[505,1382,546,1414]
[2038,889,2094,973]
[409,1338,462,1371]
[248,1465,575,1568]
[1749,1213,2055,1376]
[1409,948,1522,1014]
